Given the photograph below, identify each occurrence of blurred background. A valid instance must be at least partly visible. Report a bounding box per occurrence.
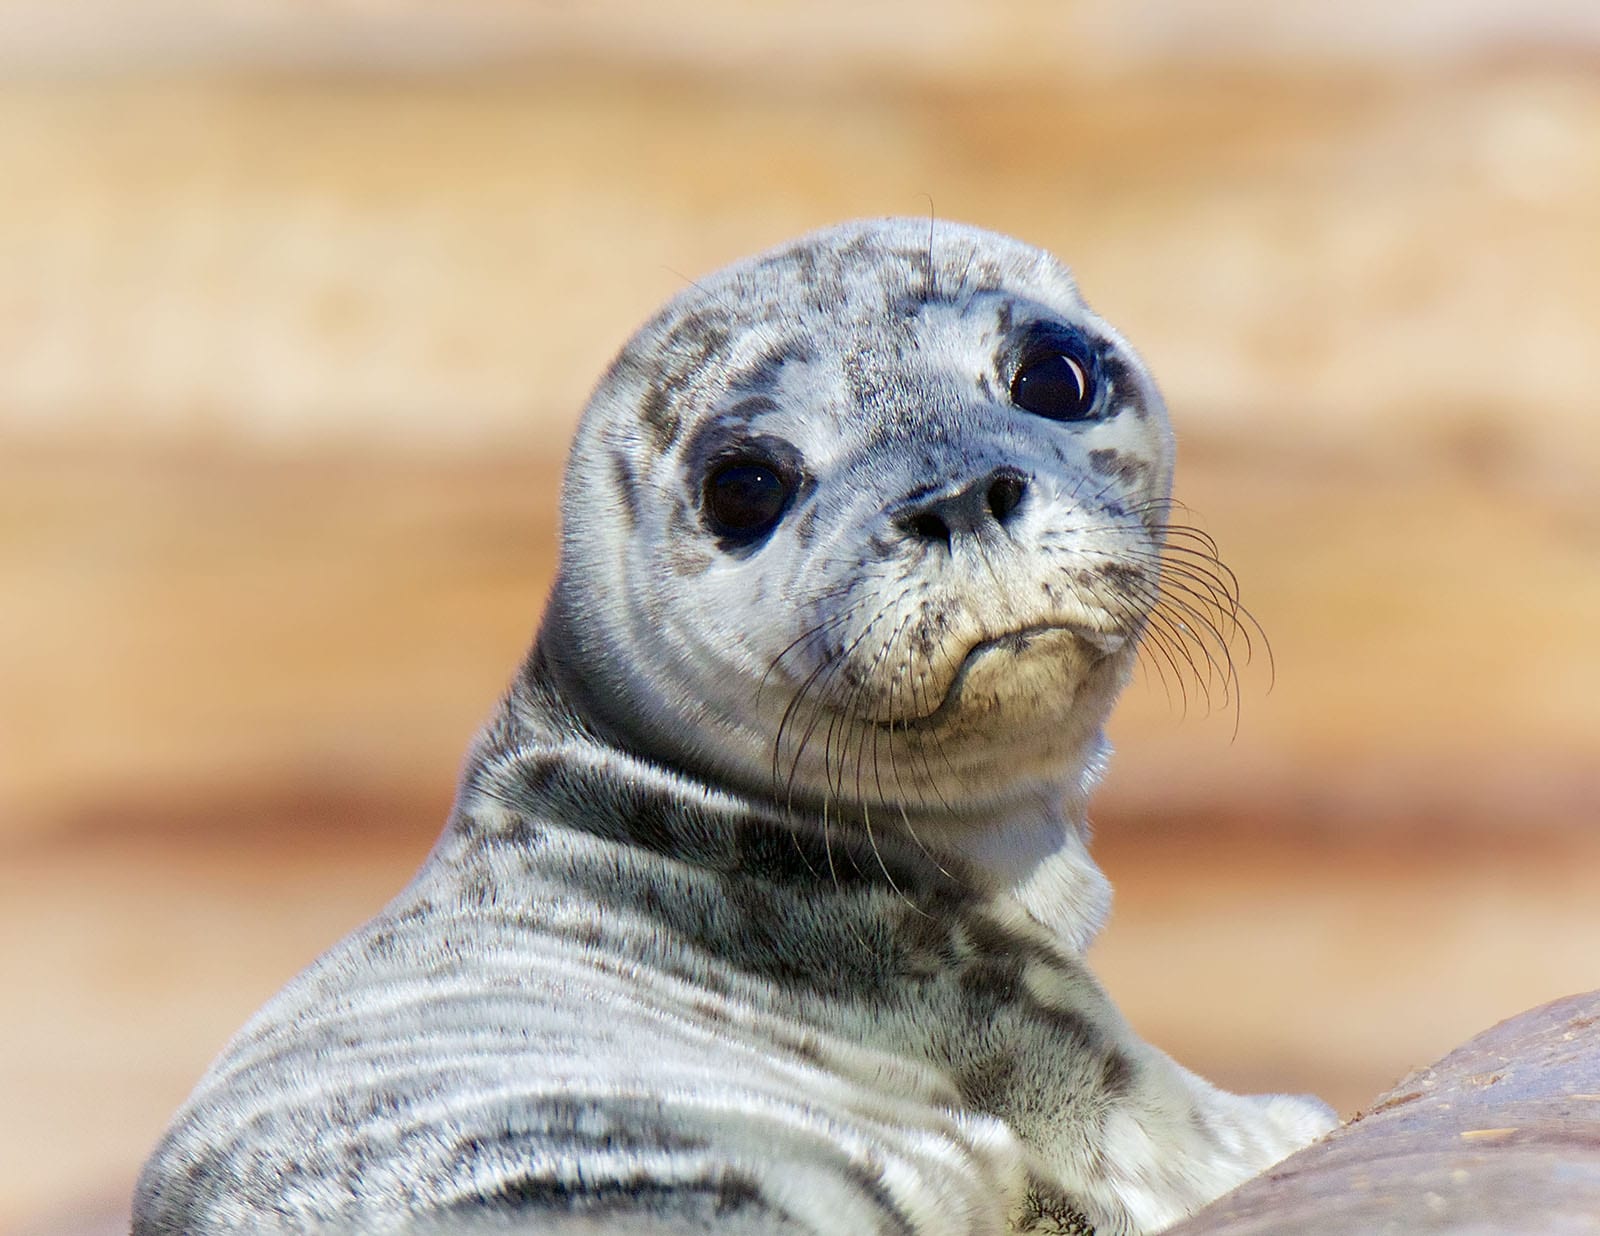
[2,1,1598,1230]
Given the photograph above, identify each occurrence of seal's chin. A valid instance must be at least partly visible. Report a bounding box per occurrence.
[874,621,1127,731]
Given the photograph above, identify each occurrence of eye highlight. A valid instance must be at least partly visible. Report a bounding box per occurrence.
[1009,328,1099,422]
[704,459,792,542]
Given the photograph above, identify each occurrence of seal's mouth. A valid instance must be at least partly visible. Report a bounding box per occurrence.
[872,619,1123,731]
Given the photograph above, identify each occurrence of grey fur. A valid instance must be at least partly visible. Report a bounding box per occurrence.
[133,219,1335,1235]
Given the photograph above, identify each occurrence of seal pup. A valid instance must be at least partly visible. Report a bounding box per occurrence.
[134,218,1335,1235]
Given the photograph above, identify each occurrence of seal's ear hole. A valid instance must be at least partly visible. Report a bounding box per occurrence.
[704,459,792,543]
[1010,333,1098,422]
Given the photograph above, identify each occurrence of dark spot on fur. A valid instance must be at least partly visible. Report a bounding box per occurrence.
[392,898,436,927]
[625,793,681,856]
[1027,998,1104,1065]
[507,755,560,804]
[786,1033,825,1066]
[1098,563,1146,590]
[960,911,1052,967]
[958,957,1025,1012]
[843,1157,919,1236]
[503,814,542,847]
[735,822,898,891]
[167,1139,230,1208]
[459,870,495,907]
[670,550,713,576]
[1020,1182,1098,1235]
[728,338,812,394]
[633,311,736,453]
[884,288,928,320]
[637,379,680,453]
[793,243,818,284]
[957,1051,1019,1112]
[711,1171,767,1214]
[792,503,821,544]
[1097,350,1143,417]
[837,232,875,262]
[664,309,732,357]
[610,449,641,530]
[475,1170,770,1220]
[658,501,713,573]
[1088,448,1149,487]
[689,998,732,1027]
[1099,1049,1136,1099]
[1087,448,1121,476]
[892,903,961,972]
[724,393,781,420]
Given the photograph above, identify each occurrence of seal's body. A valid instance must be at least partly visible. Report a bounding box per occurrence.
[134,220,1334,1235]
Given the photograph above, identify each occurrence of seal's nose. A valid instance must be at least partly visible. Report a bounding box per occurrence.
[896,467,1028,547]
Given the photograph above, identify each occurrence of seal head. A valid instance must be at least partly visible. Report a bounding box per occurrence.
[539,219,1174,882]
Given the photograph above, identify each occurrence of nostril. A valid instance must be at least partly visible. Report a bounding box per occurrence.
[986,474,1026,524]
[906,511,952,546]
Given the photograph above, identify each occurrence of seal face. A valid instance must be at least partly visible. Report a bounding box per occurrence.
[548,219,1172,833]
[133,220,1334,1236]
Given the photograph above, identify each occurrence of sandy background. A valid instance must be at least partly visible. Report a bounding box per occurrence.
[2,2,1598,1230]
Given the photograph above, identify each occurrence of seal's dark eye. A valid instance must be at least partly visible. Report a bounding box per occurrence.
[1011,347,1095,422]
[705,460,791,541]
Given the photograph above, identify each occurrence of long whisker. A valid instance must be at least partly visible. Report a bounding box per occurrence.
[902,623,965,816]
[1116,568,1240,704]
[759,592,873,710]
[847,616,926,913]
[777,599,893,812]
[1100,583,1190,714]
[874,623,957,881]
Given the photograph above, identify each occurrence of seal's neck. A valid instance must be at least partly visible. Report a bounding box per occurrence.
[487,634,1111,952]
[907,793,1112,952]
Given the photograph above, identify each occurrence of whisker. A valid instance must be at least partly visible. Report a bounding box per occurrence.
[757,595,868,709]
[1102,585,1190,714]
[849,617,925,914]
[883,632,962,884]
[1119,570,1239,702]
[1052,503,1269,731]
[777,599,893,812]
[902,626,964,815]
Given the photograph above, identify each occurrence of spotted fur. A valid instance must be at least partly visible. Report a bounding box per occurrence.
[134,220,1334,1235]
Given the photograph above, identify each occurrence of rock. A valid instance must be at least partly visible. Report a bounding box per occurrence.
[1169,989,1600,1234]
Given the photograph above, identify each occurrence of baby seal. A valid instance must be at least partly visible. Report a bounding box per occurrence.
[134,218,1334,1235]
